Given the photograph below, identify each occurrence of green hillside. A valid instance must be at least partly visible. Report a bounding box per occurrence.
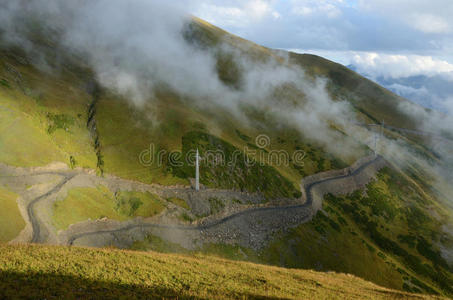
[0,243,443,300]
[0,187,25,242]
[130,168,453,296]
[0,15,452,299]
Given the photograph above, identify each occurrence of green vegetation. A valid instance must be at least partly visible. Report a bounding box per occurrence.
[167,197,190,210]
[0,67,96,168]
[0,187,25,242]
[46,113,74,134]
[216,51,243,89]
[52,186,165,230]
[69,155,76,169]
[0,78,10,88]
[289,53,417,130]
[0,17,359,191]
[128,167,450,297]
[208,197,225,214]
[115,191,165,218]
[0,243,437,299]
[178,212,193,223]
[0,37,354,194]
[235,129,251,142]
[172,131,299,199]
[261,205,405,292]
[315,168,453,296]
[0,89,67,166]
[131,234,189,253]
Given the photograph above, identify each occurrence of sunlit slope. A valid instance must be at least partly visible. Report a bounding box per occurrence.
[128,167,453,297]
[0,19,372,197]
[0,187,24,242]
[0,49,97,168]
[261,167,453,295]
[0,18,421,186]
[190,18,419,128]
[0,243,442,300]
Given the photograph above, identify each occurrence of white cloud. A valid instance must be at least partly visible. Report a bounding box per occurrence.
[246,0,272,19]
[291,0,343,18]
[409,13,451,34]
[292,6,312,16]
[194,0,280,29]
[359,0,453,34]
[351,52,453,79]
[194,4,245,27]
[289,49,453,79]
[387,83,429,96]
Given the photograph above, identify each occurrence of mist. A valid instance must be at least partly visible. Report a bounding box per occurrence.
[0,0,367,161]
[1,0,450,172]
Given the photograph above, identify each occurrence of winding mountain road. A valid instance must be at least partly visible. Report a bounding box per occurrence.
[66,155,384,246]
[28,173,76,243]
[2,154,384,247]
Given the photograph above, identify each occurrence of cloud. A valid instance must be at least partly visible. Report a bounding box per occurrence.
[246,0,275,19]
[350,53,453,79]
[291,0,343,18]
[409,13,451,34]
[2,0,452,206]
[193,0,280,30]
[386,83,429,98]
[359,0,453,34]
[187,0,453,60]
[0,0,364,161]
[336,51,453,113]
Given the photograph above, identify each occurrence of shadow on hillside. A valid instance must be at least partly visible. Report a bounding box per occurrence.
[0,270,279,299]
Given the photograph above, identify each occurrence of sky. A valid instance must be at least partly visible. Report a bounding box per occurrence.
[188,0,453,113]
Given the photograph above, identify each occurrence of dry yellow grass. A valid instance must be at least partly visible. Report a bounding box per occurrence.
[0,244,444,299]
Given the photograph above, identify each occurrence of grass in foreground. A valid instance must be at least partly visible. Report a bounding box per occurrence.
[0,244,442,300]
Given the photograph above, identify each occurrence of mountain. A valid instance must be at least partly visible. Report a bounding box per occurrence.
[347,64,453,112]
[0,7,452,298]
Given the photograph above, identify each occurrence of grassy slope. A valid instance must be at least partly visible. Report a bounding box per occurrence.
[289,53,418,130]
[0,50,97,168]
[261,167,453,296]
[0,50,323,195]
[0,187,25,242]
[52,186,165,230]
[0,243,442,300]
[0,18,409,193]
[132,167,453,297]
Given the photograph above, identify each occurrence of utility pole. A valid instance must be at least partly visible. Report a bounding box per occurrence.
[374,132,378,156]
[195,149,199,191]
[381,120,385,140]
[377,120,384,156]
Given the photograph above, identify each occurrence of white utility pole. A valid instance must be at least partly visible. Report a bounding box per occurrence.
[195,149,200,191]
[377,120,384,156]
[374,132,378,156]
[372,120,385,156]
[381,120,385,140]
